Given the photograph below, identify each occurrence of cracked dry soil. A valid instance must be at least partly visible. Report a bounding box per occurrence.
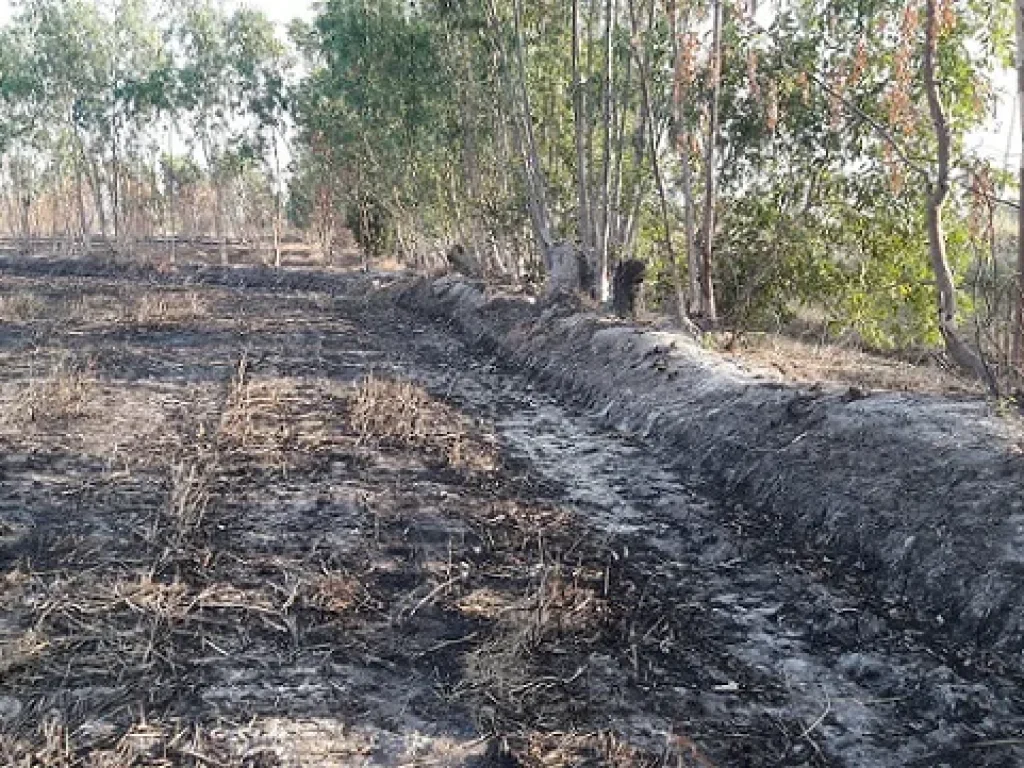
[0,256,1022,767]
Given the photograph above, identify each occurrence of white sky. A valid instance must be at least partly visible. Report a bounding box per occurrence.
[246,0,316,25]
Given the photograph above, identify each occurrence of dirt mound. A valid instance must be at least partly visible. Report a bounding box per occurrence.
[398,276,1024,664]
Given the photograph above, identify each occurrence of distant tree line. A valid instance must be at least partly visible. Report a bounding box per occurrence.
[0,0,291,264]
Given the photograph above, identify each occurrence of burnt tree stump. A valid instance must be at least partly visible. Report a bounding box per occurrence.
[612,259,645,318]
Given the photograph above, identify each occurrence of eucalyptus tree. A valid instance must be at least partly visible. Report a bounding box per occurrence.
[8,0,116,248]
[175,0,235,261]
[1017,0,1024,366]
[109,0,167,249]
[0,20,42,245]
[227,7,292,265]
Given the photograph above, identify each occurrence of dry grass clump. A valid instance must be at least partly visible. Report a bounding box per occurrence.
[458,566,607,730]
[0,716,75,768]
[111,572,194,623]
[218,357,339,469]
[0,628,49,678]
[5,355,96,425]
[0,289,129,325]
[0,291,48,321]
[0,715,236,768]
[305,570,380,616]
[166,455,214,542]
[722,332,979,395]
[62,294,126,325]
[513,730,667,768]
[350,373,497,470]
[130,291,207,326]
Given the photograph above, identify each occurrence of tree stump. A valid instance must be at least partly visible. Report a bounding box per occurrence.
[612,259,645,318]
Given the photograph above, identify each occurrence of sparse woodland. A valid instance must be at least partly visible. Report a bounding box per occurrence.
[2,0,1023,390]
[0,0,291,263]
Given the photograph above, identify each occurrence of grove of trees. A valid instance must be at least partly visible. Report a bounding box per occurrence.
[3,0,1023,389]
[0,0,291,264]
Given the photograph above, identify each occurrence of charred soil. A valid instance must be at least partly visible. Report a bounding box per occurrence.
[0,255,1022,767]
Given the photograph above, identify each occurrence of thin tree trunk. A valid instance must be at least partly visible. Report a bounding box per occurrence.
[698,0,723,322]
[216,181,227,265]
[111,125,120,248]
[597,0,617,302]
[670,5,701,313]
[75,152,91,255]
[272,129,283,268]
[573,0,594,261]
[84,150,108,243]
[630,0,686,322]
[586,0,599,245]
[638,40,685,324]
[923,0,997,392]
[168,120,176,264]
[680,133,700,312]
[610,50,632,255]
[1014,0,1024,367]
[622,0,654,261]
[497,0,553,260]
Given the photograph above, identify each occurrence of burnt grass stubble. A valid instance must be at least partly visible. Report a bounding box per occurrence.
[0,255,1019,767]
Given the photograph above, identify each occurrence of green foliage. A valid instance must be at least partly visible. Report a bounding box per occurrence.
[715,193,844,332]
[345,195,394,258]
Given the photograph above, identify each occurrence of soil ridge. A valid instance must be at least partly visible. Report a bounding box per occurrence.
[397,275,1024,662]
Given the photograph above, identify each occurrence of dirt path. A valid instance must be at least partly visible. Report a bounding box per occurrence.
[1,256,1022,767]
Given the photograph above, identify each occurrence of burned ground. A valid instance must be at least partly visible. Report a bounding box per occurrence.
[1,256,1022,767]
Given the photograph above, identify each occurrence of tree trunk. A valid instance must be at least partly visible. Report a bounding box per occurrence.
[573,0,594,266]
[1014,0,1024,368]
[216,181,227,265]
[111,127,120,248]
[502,0,554,261]
[634,0,686,324]
[272,130,283,269]
[670,6,701,314]
[75,153,91,255]
[699,0,723,322]
[609,50,632,256]
[923,0,997,392]
[596,0,617,302]
[168,121,177,264]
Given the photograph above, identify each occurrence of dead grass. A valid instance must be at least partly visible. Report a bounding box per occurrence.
[0,628,49,679]
[4,355,97,425]
[165,455,215,544]
[350,372,497,470]
[516,731,668,767]
[0,265,726,767]
[0,285,130,326]
[459,565,607,726]
[130,292,207,326]
[0,714,243,768]
[0,291,48,321]
[719,332,982,395]
[306,570,381,617]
